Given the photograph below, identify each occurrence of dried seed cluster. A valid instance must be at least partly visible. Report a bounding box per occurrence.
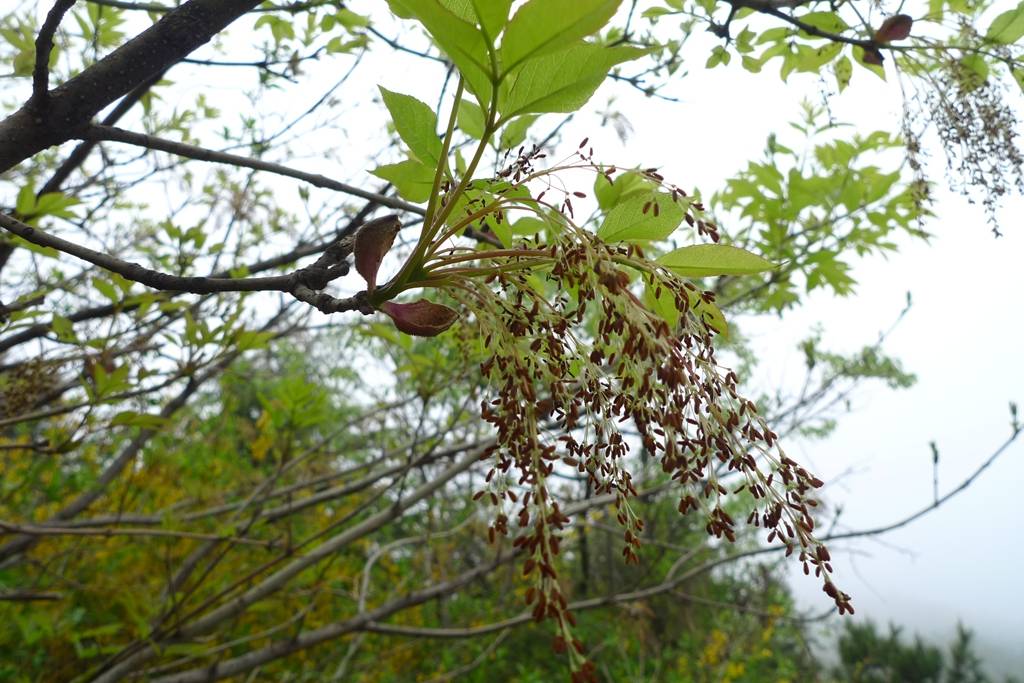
[913,42,1024,235]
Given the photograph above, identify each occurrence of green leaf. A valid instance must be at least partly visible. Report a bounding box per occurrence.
[469,0,512,39]
[371,159,436,202]
[986,2,1024,44]
[439,0,475,21]
[643,278,680,327]
[12,235,59,258]
[791,42,842,72]
[593,170,654,210]
[92,277,120,304]
[498,114,537,149]
[657,244,776,278]
[388,0,494,106]
[379,87,442,164]
[50,314,77,342]
[326,35,368,54]
[693,297,728,337]
[510,216,549,236]
[597,193,683,243]
[958,54,989,90]
[834,54,852,91]
[705,45,731,68]
[757,27,792,45]
[644,278,729,337]
[33,192,82,219]
[499,0,620,71]
[457,98,486,139]
[486,214,512,247]
[235,329,274,351]
[15,183,36,214]
[500,43,646,119]
[336,8,370,29]
[794,11,849,36]
[1013,67,1024,92]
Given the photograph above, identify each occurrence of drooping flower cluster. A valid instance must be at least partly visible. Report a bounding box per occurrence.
[450,217,851,677]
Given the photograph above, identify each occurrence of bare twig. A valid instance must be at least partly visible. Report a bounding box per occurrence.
[31,0,78,107]
[0,590,64,602]
[80,125,424,214]
[0,520,280,548]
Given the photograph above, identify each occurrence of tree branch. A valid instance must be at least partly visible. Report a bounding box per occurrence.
[31,0,78,108]
[824,424,1023,542]
[80,124,425,215]
[0,0,266,173]
[0,520,281,548]
[0,213,402,319]
[84,0,345,13]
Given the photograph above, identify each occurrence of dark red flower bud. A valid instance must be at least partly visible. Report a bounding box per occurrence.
[874,14,913,43]
[353,215,401,293]
[380,299,458,337]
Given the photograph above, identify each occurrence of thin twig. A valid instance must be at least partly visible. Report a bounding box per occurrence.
[80,125,424,214]
[31,0,78,107]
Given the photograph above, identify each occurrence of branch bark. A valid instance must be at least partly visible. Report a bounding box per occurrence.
[0,0,265,173]
[80,124,425,214]
[31,0,79,107]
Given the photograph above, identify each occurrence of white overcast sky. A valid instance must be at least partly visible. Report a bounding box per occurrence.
[50,1,1022,674]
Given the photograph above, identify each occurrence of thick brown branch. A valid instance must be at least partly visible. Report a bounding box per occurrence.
[0,214,403,319]
[85,0,345,13]
[0,0,265,173]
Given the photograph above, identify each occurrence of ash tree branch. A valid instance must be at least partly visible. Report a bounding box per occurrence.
[0,212,327,294]
[85,0,346,13]
[747,1,875,50]
[0,590,64,602]
[724,0,911,59]
[0,212,398,315]
[823,423,1023,542]
[0,0,266,173]
[0,205,386,353]
[79,124,425,215]
[31,0,79,107]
